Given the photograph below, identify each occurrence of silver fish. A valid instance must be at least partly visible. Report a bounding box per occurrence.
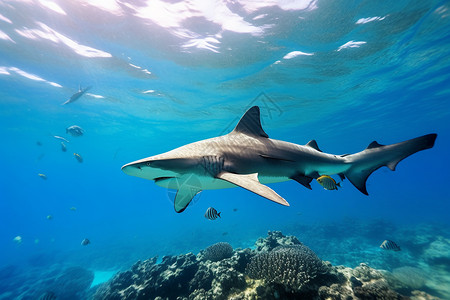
[54,135,69,143]
[81,238,90,246]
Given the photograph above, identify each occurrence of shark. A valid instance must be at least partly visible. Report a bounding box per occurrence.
[62,85,92,105]
[121,106,437,213]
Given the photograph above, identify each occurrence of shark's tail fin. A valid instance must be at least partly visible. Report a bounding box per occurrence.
[345,134,437,195]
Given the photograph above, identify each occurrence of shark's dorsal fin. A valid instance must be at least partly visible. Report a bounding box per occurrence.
[231,106,269,138]
[367,141,384,149]
[306,140,322,152]
[216,172,289,206]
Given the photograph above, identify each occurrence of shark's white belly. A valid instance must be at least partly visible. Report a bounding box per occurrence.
[154,173,290,190]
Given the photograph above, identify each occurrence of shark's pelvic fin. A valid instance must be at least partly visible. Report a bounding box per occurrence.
[216,172,289,206]
[290,174,313,189]
[345,133,437,195]
[174,182,201,213]
[231,106,269,138]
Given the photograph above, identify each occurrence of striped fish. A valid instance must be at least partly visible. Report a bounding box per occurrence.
[380,239,401,251]
[204,207,221,220]
[317,175,340,190]
[38,291,56,300]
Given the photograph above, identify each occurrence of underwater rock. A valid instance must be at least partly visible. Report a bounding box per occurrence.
[254,230,301,252]
[423,236,450,269]
[93,232,438,300]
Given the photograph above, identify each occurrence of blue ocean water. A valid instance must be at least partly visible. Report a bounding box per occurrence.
[1,0,450,298]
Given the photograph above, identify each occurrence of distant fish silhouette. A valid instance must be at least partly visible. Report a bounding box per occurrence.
[380,239,401,251]
[205,207,221,220]
[38,173,47,180]
[38,291,56,300]
[36,141,42,146]
[46,215,53,220]
[54,135,69,143]
[66,125,84,137]
[81,238,90,246]
[13,236,22,244]
[74,153,83,163]
[70,206,77,211]
[61,142,67,152]
[62,85,91,105]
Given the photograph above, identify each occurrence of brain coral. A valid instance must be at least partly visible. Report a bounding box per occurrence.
[246,244,326,291]
[203,242,233,262]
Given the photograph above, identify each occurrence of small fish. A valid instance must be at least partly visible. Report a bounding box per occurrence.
[62,85,91,105]
[38,291,56,300]
[233,208,238,212]
[66,125,84,137]
[54,135,69,143]
[317,175,340,190]
[46,215,53,220]
[36,141,42,146]
[13,236,22,244]
[38,173,47,180]
[81,238,90,246]
[74,153,83,163]
[204,207,221,220]
[380,239,401,251]
[61,142,67,152]
[35,239,40,244]
[70,206,77,211]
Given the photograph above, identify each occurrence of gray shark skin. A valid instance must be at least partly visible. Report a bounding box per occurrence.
[62,85,92,105]
[122,106,437,213]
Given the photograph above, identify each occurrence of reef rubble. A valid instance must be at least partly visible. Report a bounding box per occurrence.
[93,231,440,300]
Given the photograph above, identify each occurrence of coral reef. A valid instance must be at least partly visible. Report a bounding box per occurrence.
[93,231,438,300]
[200,242,234,262]
[246,244,327,292]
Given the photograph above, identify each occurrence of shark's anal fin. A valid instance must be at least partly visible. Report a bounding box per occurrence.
[290,174,313,189]
[216,172,289,206]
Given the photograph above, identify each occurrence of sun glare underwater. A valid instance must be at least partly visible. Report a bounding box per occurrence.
[1,0,450,299]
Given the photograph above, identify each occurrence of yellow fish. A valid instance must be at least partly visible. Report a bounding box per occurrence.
[38,173,47,180]
[317,175,340,190]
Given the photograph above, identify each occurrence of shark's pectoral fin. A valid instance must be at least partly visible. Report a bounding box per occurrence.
[290,174,313,190]
[216,172,289,206]
[174,184,201,213]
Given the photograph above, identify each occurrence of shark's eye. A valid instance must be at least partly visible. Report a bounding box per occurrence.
[146,162,151,167]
